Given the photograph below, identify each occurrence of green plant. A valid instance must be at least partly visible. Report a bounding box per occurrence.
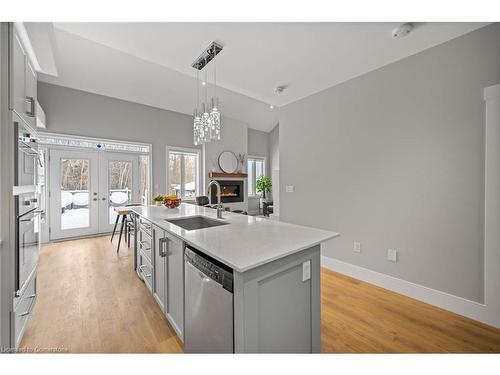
[152,193,165,203]
[256,176,272,199]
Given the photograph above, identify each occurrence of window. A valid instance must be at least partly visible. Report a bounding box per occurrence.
[247,156,265,196]
[167,147,200,199]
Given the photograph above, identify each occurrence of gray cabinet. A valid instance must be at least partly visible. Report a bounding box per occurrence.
[165,233,184,340]
[11,30,26,117]
[150,225,184,341]
[152,226,167,312]
[138,251,153,292]
[233,245,321,353]
[24,60,37,127]
[13,273,37,349]
[9,26,36,128]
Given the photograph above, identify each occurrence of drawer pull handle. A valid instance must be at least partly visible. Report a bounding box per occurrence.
[139,265,152,278]
[139,241,151,250]
[19,311,30,317]
[28,294,36,298]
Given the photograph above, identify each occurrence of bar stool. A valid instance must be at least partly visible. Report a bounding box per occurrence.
[111,206,135,253]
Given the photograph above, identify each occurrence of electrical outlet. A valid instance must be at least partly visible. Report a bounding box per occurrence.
[302,260,311,281]
[387,249,398,262]
[285,185,295,193]
[353,242,362,253]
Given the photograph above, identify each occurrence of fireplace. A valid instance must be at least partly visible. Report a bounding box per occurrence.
[209,180,244,203]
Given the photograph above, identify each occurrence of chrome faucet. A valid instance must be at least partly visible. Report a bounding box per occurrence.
[207,180,224,219]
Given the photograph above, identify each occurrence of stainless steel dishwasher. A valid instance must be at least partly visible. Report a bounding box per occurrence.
[184,246,234,353]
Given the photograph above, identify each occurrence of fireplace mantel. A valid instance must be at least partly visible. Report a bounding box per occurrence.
[208,172,248,178]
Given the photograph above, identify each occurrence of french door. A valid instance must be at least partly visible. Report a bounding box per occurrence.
[49,149,139,240]
[98,152,139,233]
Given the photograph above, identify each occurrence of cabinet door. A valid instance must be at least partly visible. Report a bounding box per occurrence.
[24,60,37,128]
[166,235,184,340]
[11,31,26,116]
[152,227,167,312]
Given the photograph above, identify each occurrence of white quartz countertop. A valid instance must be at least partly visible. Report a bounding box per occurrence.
[131,204,339,272]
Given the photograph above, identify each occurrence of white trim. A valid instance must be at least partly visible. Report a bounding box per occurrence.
[38,131,152,154]
[41,133,153,242]
[321,256,499,328]
[166,146,202,199]
[13,23,41,72]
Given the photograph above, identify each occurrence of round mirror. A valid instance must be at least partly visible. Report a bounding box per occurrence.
[218,151,238,173]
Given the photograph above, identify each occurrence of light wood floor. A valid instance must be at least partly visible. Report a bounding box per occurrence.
[21,236,500,353]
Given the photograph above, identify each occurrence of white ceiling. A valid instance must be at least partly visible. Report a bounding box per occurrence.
[37,22,488,132]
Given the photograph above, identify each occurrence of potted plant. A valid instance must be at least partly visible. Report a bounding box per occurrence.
[256,176,272,207]
[152,194,165,206]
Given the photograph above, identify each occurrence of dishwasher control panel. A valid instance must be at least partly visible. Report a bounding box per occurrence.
[185,246,233,292]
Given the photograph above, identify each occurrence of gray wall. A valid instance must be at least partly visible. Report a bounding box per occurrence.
[248,128,270,176]
[280,23,500,302]
[203,116,249,211]
[38,82,270,212]
[268,124,279,174]
[38,82,197,195]
[268,124,279,206]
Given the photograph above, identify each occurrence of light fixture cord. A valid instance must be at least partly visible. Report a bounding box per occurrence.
[214,59,217,102]
[205,60,208,109]
[196,69,199,112]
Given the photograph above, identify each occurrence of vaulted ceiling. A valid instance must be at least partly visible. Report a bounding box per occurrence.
[34,22,488,132]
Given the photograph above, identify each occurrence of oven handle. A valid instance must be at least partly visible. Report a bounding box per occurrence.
[19,210,41,223]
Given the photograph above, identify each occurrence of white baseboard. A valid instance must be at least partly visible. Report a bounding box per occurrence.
[321,256,499,329]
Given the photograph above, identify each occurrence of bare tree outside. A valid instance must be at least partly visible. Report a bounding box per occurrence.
[61,159,89,191]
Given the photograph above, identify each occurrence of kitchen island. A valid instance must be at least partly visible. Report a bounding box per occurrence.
[131,204,339,353]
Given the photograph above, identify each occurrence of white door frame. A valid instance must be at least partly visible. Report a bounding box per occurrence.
[49,148,100,240]
[98,151,140,233]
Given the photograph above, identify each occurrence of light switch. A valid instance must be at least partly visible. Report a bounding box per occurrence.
[302,260,311,281]
[286,185,295,193]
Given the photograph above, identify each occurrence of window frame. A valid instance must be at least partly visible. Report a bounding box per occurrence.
[247,155,266,197]
[166,146,201,200]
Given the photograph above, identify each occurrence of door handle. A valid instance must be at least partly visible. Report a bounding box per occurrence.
[101,198,106,201]
[92,198,98,201]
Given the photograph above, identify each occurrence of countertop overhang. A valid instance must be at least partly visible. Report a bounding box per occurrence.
[132,204,339,272]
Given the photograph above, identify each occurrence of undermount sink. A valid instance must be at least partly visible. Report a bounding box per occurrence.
[165,216,229,231]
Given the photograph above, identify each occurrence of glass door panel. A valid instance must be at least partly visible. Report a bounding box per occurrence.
[60,158,90,230]
[108,160,133,225]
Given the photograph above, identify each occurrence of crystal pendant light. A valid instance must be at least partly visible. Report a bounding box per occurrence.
[201,102,211,143]
[193,70,202,145]
[193,109,201,146]
[210,97,221,141]
[191,42,223,145]
[210,59,221,140]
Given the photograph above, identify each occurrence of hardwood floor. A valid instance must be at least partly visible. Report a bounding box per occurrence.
[321,268,500,353]
[21,236,183,353]
[20,236,500,353]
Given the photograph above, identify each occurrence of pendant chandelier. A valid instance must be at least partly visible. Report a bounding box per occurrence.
[192,42,223,146]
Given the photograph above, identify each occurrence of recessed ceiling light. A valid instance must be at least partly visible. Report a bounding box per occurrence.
[201,81,206,86]
[392,23,413,39]
[269,105,274,110]
[274,86,286,94]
